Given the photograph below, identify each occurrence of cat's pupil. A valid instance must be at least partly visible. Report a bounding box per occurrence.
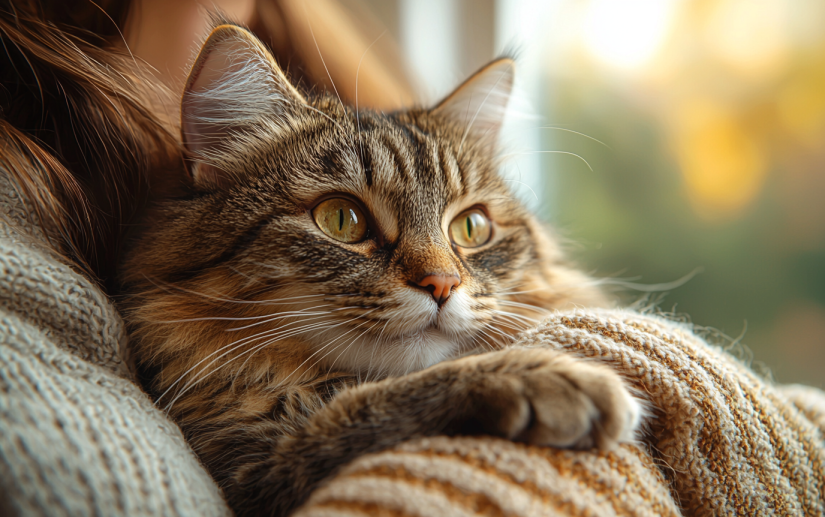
[466,216,473,239]
[338,208,344,231]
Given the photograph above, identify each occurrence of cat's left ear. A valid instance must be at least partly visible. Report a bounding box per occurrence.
[431,58,514,143]
[181,24,306,189]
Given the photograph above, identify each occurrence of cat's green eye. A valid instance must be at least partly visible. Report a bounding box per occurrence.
[449,209,492,248]
[312,198,368,243]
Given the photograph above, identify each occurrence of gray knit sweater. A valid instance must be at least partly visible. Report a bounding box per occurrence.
[0,171,231,516]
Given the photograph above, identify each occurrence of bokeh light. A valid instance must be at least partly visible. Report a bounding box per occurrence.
[706,0,790,79]
[670,100,767,218]
[582,0,680,71]
[544,0,825,387]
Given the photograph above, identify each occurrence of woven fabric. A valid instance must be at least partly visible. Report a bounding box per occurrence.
[295,310,825,517]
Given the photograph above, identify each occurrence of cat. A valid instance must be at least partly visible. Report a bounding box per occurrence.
[119,22,642,517]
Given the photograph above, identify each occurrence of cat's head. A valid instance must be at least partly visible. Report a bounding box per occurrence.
[123,24,604,386]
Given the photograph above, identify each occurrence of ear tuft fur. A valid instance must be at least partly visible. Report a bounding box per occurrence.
[432,58,515,144]
[181,24,305,189]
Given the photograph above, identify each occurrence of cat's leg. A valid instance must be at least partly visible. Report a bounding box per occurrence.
[223,346,640,516]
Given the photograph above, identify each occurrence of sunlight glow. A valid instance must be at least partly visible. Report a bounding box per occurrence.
[707,0,789,78]
[582,0,680,70]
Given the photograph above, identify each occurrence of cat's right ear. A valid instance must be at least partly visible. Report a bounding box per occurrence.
[181,24,306,189]
[432,58,515,144]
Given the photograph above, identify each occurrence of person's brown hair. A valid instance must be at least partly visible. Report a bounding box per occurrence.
[0,0,181,290]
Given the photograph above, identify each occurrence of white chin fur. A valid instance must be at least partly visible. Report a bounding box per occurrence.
[315,326,461,378]
[308,288,485,378]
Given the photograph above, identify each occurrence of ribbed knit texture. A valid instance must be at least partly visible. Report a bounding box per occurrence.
[295,310,825,517]
[0,171,231,517]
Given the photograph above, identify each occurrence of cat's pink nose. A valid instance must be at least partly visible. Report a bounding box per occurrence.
[415,274,461,307]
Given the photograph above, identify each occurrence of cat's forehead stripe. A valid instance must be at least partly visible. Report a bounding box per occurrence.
[438,143,463,195]
[359,144,374,187]
[377,132,414,184]
[344,112,461,198]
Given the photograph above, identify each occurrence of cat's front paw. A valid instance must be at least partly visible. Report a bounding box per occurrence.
[457,348,641,450]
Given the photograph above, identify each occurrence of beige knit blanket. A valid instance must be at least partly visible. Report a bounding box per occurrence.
[295,311,825,517]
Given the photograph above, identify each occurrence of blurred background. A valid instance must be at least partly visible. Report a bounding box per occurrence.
[348,0,824,388]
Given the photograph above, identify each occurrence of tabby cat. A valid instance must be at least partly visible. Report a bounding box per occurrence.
[121,23,642,516]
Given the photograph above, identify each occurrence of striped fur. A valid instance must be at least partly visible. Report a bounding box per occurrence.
[120,24,639,516]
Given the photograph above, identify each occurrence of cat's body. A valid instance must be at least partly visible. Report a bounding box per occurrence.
[113,23,642,517]
[0,7,637,514]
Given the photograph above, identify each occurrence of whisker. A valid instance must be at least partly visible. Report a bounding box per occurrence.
[156,305,331,325]
[363,319,390,384]
[157,314,332,407]
[164,321,336,411]
[274,310,379,388]
[528,150,594,171]
[355,30,386,174]
[485,287,541,297]
[502,178,539,202]
[231,320,344,390]
[301,0,345,112]
[141,275,328,306]
[493,309,539,326]
[238,323,352,391]
[226,305,334,331]
[497,299,551,315]
[300,0,358,158]
[596,268,703,292]
[490,313,535,332]
[327,321,378,374]
[166,319,338,411]
[538,126,612,149]
[304,315,378,374]
[483,323,514,342]
[302,104,355,139]
[472,330,497,353]
[490,318,529,333]
[483,327,508,348]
